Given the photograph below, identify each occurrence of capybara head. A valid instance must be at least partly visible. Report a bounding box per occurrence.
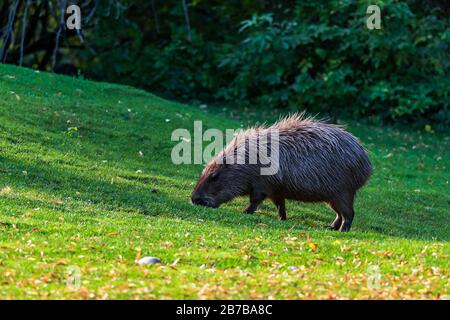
[191,162,247,208]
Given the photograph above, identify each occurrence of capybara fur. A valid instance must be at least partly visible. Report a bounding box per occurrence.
[191,113,372,231]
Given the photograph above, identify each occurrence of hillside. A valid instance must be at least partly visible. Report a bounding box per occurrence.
[0,64,448,299]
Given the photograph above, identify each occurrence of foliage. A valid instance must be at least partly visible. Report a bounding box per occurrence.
[216,1,449,124]
[0,0,449,125]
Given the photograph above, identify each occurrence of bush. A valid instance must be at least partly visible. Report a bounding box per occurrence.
[215,1,449,125]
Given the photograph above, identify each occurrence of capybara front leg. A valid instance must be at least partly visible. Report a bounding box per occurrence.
[244,190,266,214]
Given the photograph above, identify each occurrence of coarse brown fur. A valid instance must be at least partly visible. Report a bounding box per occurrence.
[191,113,372,231]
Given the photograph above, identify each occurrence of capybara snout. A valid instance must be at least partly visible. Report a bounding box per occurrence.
[192,113,372,232]
[191,193,218,208]
[191,164,231,208]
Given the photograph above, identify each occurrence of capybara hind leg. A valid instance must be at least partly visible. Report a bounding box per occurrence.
[339,207,354,232]
[339,208,354,232]
[272,198,287,221]
[326,213,342,231]
[244,190,266,214]
[330,195,355,232]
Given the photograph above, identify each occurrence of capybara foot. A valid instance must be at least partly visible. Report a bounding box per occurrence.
[339,221,352,232]
[244,208,255,214]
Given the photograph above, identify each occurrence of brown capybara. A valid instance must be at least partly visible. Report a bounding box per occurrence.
[191,113,372,231]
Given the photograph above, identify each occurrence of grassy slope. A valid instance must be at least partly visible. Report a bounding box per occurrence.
[0,64,448,299]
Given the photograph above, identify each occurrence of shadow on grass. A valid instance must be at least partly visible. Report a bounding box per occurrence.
[1,153,448,242]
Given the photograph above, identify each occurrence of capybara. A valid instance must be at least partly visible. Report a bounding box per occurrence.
[191,113,372,231]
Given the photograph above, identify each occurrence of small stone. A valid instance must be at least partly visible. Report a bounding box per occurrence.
[288,266,298,271]
[137,256,161,265]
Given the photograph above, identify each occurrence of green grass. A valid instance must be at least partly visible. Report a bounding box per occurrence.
[0,64,449,299]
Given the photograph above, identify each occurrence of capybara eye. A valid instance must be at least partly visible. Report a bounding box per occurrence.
[210,172,219,181]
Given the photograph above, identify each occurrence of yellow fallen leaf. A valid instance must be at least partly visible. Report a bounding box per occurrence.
[0,186,12,195]
[56,260,67,266]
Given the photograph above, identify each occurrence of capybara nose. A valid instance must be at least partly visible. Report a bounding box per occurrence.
[191,195,203,205]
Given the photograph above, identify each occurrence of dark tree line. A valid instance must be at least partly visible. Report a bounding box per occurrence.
[0,0,289,73]
[0,0,449,125]
[0,0,127,71]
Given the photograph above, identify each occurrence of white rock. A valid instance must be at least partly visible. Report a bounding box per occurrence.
[137,256,161,265]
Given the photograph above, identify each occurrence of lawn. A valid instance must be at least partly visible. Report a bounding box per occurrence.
[0,64,448,299]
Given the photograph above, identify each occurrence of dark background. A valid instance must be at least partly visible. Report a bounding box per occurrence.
[0,0,448,126]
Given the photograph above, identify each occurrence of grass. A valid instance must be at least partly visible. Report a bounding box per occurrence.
[0,63,449,299]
